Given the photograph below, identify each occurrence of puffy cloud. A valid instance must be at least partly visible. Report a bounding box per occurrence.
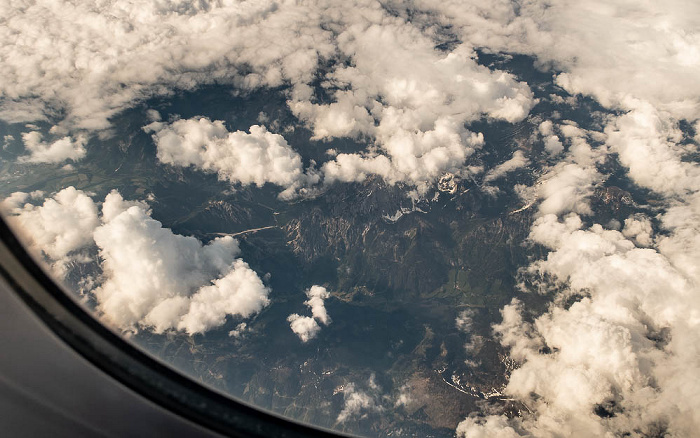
[456,308,477,333]
[2,0,536,192]
[0,0,336,130]
[319,119,486,193]
[536,163,601,217]
[337,376,383,423]
[229,322,248,339]
[291,21,533,136]
[146,117,316,199]
[543,135,564,156]
[538,120,565,156]
[2,134,14,148]
[516,124,608,217]
[538,121,554,137]
[2,187,270,335]
[3,0,698,194]
[458,103,700,436]
[93,192,270,334]
[413,0,700,118]
[656,192,700,285]
[488,211,700,437]
[287,314,321,343]
[394,384,412,408]
[292,17,533,190]
[1,191,32,212]
[622,215,654,247]
[304,285,331,325]
[288,285,331,342]
[100,190,149,223]
[483,150,529,184]
[605,101,700,198]
[2,187,99,275]
[337,385,376,423]
[176,259,270,334]
[507,121,607,217]
[491,299,541,363]
[19,131,87,164]
[462,191,700,436]
[448,5,700,420]
[456,416,522,438]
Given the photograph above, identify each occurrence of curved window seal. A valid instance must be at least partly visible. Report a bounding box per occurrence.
[0,218,349,438]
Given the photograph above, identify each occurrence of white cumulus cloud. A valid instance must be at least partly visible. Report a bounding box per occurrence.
[415,0,700,119]
[337,376,383,424]
[483,150,529,186]
[146,117,316,199]
[1,187,98,275]
[304,285,331,325]
[93,192,270,334]
[1,0,537,193]
[19,131,87,164]
[458,108,700,437]
[2,187,270,335]
[287,314,321,343]
[292,17,534,191]
[288,285,331,342]
[0,0,335,130]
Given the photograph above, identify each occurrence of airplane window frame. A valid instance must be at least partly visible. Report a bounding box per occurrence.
[0,216,351,438]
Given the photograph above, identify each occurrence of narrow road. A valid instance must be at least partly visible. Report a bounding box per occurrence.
[209,225,278,238]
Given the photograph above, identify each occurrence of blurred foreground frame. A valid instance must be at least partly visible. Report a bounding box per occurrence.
[0,216,350,438]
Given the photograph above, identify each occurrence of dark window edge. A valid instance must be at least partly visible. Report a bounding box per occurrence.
[0,217,351,438]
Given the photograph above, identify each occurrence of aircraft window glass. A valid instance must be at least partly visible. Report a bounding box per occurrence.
[1,2,698,437]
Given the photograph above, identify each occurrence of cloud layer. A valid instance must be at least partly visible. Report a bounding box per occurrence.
[2,0,537,191]
[442,4,700,427]
[0,0,337,131]
[459,111,700,437]
[415,0,700,118]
